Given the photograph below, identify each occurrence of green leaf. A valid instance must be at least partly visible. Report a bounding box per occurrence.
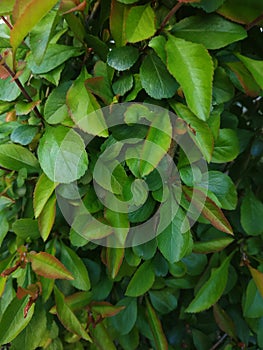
[212,129,239,163]
[117,0,138,3]
[166,35,213,121]
[106,247,125,279]
[110,0,129,47]
[110,298,137,335]
[248,265,263,299]
[0,0,15,15]
[10,125,38,146]
[28,251,74,280]
[172,15,247,49]
[213,66,235,104]
[112,73,133,96]
[11,0,59,53]
[60,243,91,291]
[193,237,234,254]
[33,173,57,218]
[89,322,116,350]
[27,44,81,74]
[29,10,58,65]
[125,4,156,43]
[243,280,263,318]
[37,125,88,183]
[170,102,214,162]
[241,190,263,236]
[0,68,30,102]
[207,171,237,210]
[0,296,35,344]
[191,0,227,13]
[213,303,237,339]
[125,261,155,297]
[149,36,167,63]
[140,53,178,100]
[237,54,263,90]
[149,289,178,314]
[186,253,233,313]
[0,143,39,173]
[107,46,139,71]
[217,0,263,24]
[54,286,92,342]
[44,81,72,124]
[67,69,108,137]
[183,187,233,235]
[145,297,168,350]
[12,218,40,240]
[38,193,56,241]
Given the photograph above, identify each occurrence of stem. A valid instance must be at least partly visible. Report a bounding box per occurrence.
[1,16,13,30]
[0,55,44,122]
[245,13,263,31]
[156,1,183,35]
[209,334,228,350]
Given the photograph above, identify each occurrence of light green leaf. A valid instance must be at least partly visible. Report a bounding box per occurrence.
[125,4,156,43]
[140,53,178,100]
[241,190,263,236]
[67,69,108,137]
[172,15,247,49]
[237,54,263,90]
[29,10,58,65]
[170,102,214,162]
[27,44,81,74]
[54,286,92,342]
[60,243,91,291]
[0,144,39,173]
[166,35,213,121]
[125,261,155,297]
[28,251,74,280]
[186,253,233,313]
[11,125,38,146]
[149,36,167,63]
[12,218,40,240]
[44,81,72,124]
[0,0,15,15]
[0,68,30,101]
[10,0,59,53]
[38,193,56,241]
[0,296,35,344]
[212,129,239,163]
[107,46,139,71]
[110,0,129,47]
[37,125,88,183]
[33,173,57,218]
[146,298,168,350]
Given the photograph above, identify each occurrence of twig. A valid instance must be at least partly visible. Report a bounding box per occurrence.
[209,334,228,350]
[156,1,183,35]
[245,13,263,31]
[87,0,101,22]
[1,16,13,30]
[0,55,44,122]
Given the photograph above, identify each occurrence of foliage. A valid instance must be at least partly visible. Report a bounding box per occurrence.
[0,0,262,349]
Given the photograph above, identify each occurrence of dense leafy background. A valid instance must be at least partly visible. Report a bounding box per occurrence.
[0,0,263,349]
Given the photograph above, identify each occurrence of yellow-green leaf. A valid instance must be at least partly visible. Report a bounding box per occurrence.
[248,265,263,299]
[38,193,56,241]
[33,173,57,218]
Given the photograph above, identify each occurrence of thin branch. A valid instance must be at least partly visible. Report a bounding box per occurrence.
[209,334,228,350]
[1,16,13,30]
[156,1,183,35]
[0,55,44,122]
[245,13,263,31]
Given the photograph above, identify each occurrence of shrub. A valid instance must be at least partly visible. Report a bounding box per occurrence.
[0,0,263,349]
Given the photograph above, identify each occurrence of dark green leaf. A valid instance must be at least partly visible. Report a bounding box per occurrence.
[110,298,137,335]
[241,190,263,236]
[125,261,155,297]
[113,73,133,96]
[212,129,239,163]
[12,218,40,240]
[107,46,139,71]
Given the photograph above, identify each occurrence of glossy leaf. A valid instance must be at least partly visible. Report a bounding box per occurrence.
[183,187,233,235]
[37,125,88,183]
[212,129,239,163]
[213,66,235,104]
[126,4,156,43]
[60,243,91,290]
[145,297,168,350]
[140,53,178,100]
[125,261,155,297]
[12,218,40,240]
[33,173,57,218]
[172,15,247,49]
[11,0,60,53]
[112,73,133,96]
[67,68,108,137]
[38,193,56,241]
[106,247,125,279]
[28,251,74,280]
[110,0,129,47]
[54,286,92,341]
[0,296,35,344]
[241,191,263,236]
[11,125,38,146]
[0,144,39,173]
[186,253,233,312]
[217,0,263,24]
[107,46,139,71]
[237,54,263,90]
